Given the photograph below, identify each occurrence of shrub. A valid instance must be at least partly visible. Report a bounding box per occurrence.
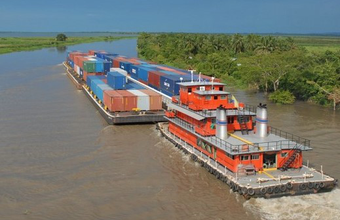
[269,90,296,104]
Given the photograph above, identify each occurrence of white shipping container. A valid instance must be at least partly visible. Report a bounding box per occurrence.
[110,68,128,76]
[74,64,80,75]
[128,89,150,111]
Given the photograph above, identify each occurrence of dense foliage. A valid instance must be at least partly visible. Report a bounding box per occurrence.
[56,33,67,41]
[269,90,296,104]
[137,33,340,109]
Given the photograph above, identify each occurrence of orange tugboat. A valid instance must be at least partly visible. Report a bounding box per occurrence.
[158,79,338,199]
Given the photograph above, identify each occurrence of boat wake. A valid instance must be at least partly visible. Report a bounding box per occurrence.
[243,188,340,220]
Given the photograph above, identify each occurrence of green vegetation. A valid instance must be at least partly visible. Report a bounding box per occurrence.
[0,35,134,55]
[269,90,296,104]
[56,33,67,41]
[137,33,340,108]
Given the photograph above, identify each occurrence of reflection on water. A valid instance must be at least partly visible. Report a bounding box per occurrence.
[0,39,338,220]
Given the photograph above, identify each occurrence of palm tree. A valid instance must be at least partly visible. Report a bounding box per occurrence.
[231,34,245,54]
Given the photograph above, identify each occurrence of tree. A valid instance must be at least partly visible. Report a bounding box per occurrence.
[56,33,67,41]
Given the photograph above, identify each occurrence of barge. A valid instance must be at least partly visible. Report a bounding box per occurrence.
[63,61,166,124]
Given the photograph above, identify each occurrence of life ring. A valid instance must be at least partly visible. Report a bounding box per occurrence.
[287,182,293,189]
[308,182,314,189]
[274,186,280,193]
[260,187,267,195]
[320,182,325,189]
[299,183,307,190]
[263,164,268,169]
[280,184,287,192]
[248,188,255,196]
[267,187,273,194]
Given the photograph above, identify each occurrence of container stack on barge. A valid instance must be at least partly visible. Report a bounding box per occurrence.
[64,49,337,199]
[64,51,166,124]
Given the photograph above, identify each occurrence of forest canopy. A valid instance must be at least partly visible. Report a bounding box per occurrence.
[137,33,340,109]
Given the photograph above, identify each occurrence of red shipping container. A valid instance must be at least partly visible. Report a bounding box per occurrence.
[88,50,97,55]
[103,90,124,112]
[140,89,162,110]
[148,71,165,89]
[116,90,137,111]
[138,79,148,85]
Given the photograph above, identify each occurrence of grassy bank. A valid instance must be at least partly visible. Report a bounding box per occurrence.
[292,36,340,53]
[0,36,135,54]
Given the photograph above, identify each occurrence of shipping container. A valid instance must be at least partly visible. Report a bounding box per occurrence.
[96,84,112,102]
[83,60,96,72]
[148,71,166,89]
[138,67,155,82]
[87,75,106,87]
[103,90,124,112]
[126,82,145,90]
[128,90,150,111]
[116,90,137,111]
[140,89,162,110]
[119,61,132,73]
[160,75,197,96]
[110,68,128,76]
[130,65,139,79]
[90,79,105,93]
[107,71,126,90]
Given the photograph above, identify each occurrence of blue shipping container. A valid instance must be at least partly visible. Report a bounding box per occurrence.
[130,65,139,79]
[95,61,104,73]
[91,79,105,93]
[107,71,126,90]
[126,82,145,90]
[87,75,106,87]
[96,84,112,102]
[138,67,155,82]
[160,75,197,96]
[119,61,131,73]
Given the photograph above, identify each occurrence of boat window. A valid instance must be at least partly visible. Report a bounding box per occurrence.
[225,152,234,160]
[188,88,192,93]
[251,154,259,160]
[196,87,199,90]
[205,96,211,100]
[281,152,288,158]
[219,87,223,91]
[240,155,249,161]
[221,95,226,100]
[227,117,234,124]
[214,96,218,100]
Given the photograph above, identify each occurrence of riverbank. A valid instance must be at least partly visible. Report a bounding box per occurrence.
[137,33,340,109]
[0,36,136,54]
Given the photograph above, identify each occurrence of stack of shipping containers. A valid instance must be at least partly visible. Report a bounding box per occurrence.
[67,49,218,113]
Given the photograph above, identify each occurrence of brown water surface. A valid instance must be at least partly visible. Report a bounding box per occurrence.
[0,39,339,220]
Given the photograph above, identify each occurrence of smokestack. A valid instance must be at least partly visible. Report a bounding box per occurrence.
[256,103,268,137]
[216,106,228,139]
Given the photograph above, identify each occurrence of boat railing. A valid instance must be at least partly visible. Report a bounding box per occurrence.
[269,126,311,148]
[169,117,311,155]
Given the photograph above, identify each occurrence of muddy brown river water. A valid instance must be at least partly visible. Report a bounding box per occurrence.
[0,39,339,220]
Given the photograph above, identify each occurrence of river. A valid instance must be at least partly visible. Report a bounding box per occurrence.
[0,39,339,220]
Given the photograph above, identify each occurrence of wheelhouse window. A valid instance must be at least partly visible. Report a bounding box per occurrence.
[251,154,259,160]
[219,86,223,91]
[240,155,249,161]
[214,96,218,100]
[225,152,234,160]
[205,96,211,100]
[281,152,288,158]
[220,95,226,100]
